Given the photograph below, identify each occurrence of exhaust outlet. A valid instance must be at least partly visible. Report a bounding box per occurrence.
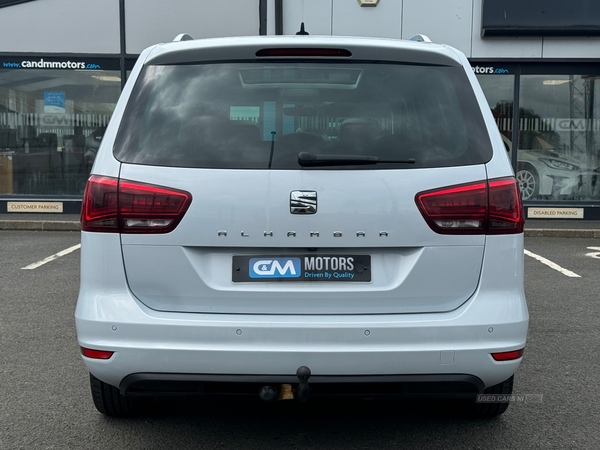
[258,384,295,402]
[258,385,279,402]
[258,367,312,402]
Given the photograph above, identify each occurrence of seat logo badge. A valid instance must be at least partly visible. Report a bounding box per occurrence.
[291,191,317,214]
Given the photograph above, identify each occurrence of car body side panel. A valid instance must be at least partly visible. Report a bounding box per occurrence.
[446,46,514,181]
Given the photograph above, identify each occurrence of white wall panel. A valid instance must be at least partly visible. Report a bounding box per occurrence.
[332,0,402,39]
[3,0,597,59]
[266,0,276,35]
[125,0,260,54]
[283,0,332,36]
[542,37,600,59]
[471,0,542,58]
[402,0,473,55]
[0,0,120,53]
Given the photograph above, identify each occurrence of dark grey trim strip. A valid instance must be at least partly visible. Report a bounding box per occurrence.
[510,65,520,171]
[121,373,485,395]
[469,59,600,65]
[482,0,600,37]
[0,52,121,60]
[275,0,283,35]
[119,0,127,89]
[259,0,267,36]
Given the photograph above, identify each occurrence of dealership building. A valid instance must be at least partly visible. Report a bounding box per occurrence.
[1,0,599,219]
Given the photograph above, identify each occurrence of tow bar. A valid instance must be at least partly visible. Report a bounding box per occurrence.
[258,366,312,402]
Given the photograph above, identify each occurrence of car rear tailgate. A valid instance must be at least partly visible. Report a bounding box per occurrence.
[119,164,487,315]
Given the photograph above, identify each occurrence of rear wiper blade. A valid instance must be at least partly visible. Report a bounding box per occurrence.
[298,152,415,167]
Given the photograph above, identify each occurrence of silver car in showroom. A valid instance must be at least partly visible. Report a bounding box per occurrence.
[502,133,582,200]
[76,34,528,418]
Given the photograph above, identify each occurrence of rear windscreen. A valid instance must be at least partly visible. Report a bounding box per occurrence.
[114,61,492,169]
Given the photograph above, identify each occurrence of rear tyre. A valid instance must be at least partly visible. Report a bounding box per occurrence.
[470,375,514,419]
[90,374,150,417]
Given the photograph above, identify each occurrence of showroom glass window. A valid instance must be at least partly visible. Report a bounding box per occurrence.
[474,67,515,154]
[519,73,600,202]
[0,59,121,196]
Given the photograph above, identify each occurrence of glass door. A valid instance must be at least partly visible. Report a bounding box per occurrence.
[518,73,599,201]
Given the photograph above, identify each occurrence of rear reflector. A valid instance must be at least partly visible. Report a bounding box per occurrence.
[81,175,192,233]
[80,347,114,360]
[491,349,525,361]
[415,177,524,235]
[256,48,352,57]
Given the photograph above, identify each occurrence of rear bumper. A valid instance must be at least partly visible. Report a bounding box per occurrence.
[77,309,527,392]
[75,234,528,393]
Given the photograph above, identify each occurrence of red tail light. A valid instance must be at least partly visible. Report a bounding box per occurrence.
[415,177,524,235]
[80,347,114,360]
[491,348,524,361]
[487,178,524,234]
[81,175,192,233]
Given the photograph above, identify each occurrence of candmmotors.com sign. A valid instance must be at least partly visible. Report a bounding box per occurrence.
[7,202,64,213]
[471,65,510,74]
[2,59,101,70]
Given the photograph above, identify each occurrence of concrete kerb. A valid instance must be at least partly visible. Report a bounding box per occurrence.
[0,220,81,232]
[524,228,600,238]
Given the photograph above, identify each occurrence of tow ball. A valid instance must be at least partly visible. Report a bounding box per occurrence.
[259,366,312,402]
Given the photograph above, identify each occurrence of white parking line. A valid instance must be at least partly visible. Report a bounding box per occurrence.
[524,249,581,278]
[21,244,81,270]
[586,247,600,260]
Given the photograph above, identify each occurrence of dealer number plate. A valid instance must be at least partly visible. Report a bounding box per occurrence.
[232,255,371,282]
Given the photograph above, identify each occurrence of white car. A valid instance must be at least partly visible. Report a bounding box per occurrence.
[76,34,528,418]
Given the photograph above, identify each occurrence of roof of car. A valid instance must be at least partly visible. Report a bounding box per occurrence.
[143,35,463,68]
